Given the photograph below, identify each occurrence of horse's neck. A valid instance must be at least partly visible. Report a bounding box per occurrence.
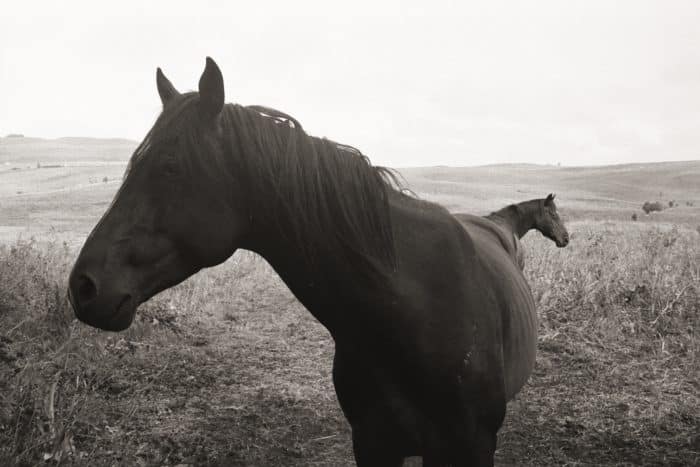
[249,237,332,329]
[246,223,391,336]
[488,203,537,239]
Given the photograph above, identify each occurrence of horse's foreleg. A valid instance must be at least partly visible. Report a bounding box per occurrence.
[352,426,406,467]
[332,347,408,467]
[420,407,501,467]
[422,357,506,466]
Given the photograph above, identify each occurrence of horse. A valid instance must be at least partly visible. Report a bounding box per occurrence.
[68,57,538,466]
[453,194,569,269]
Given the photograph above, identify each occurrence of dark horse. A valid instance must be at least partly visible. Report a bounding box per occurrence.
[453,194,569,270]
[68,58,538,466]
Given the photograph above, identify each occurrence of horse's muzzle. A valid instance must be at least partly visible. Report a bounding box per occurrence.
[557,233,570,247]
[68,269,137,331]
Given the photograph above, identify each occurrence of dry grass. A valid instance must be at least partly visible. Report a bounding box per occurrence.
[0,242,347,466]
[0,152,699,466]
[499,222,699,466]
[0,220,698,466]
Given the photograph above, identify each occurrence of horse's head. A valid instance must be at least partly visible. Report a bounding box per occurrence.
[537,194,569,247]
[68,58,249,331]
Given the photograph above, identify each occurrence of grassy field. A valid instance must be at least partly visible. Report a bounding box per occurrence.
[0,137,698,465]
[0,136,136,165]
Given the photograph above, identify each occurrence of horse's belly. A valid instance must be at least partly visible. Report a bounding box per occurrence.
[470,244,537,400]
[496,273,537,399]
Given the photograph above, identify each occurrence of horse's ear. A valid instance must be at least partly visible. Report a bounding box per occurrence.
[545,193,556,206]
[156,68,180,106]
[198,57,225,121]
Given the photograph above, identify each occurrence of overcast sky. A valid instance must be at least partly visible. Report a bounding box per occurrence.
[1,1,699,167]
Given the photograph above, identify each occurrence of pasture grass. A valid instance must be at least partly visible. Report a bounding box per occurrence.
[0,221,698,466]
[501,221,699,465]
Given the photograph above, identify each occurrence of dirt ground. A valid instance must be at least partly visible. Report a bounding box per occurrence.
[1,228,698,466]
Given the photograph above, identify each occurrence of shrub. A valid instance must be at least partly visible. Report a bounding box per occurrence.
[642,201,664,214]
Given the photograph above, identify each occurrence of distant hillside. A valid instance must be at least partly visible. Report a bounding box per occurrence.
[397,161,700,219]
[0,136,137,164]
[2,134,697,222]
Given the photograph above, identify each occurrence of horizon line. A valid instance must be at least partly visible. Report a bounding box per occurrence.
[2,134,698,170]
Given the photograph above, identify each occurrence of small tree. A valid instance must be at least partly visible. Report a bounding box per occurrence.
[642,201,663,215]
[631,213,638,221]
[103,176,109,183]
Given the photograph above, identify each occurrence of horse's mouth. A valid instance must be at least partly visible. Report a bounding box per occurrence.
[108,294,137,331]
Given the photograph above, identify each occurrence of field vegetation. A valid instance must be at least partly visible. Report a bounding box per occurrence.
[0,137,698,465]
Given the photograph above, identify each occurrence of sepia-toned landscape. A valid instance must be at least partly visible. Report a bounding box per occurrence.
[1,136,698,465]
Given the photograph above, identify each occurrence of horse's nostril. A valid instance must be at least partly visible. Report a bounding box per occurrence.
[76,274,98,305]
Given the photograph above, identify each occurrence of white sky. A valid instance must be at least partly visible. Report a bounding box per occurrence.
[1,0,699,167]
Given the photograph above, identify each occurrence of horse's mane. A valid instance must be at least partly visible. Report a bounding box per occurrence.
[486,199,544,222]
[130,94,406,273]
[485,198,547,239]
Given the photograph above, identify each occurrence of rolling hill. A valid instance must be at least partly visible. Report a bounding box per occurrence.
[0,135,136,164]
[399,161,700,218]
[1,135,698,244]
